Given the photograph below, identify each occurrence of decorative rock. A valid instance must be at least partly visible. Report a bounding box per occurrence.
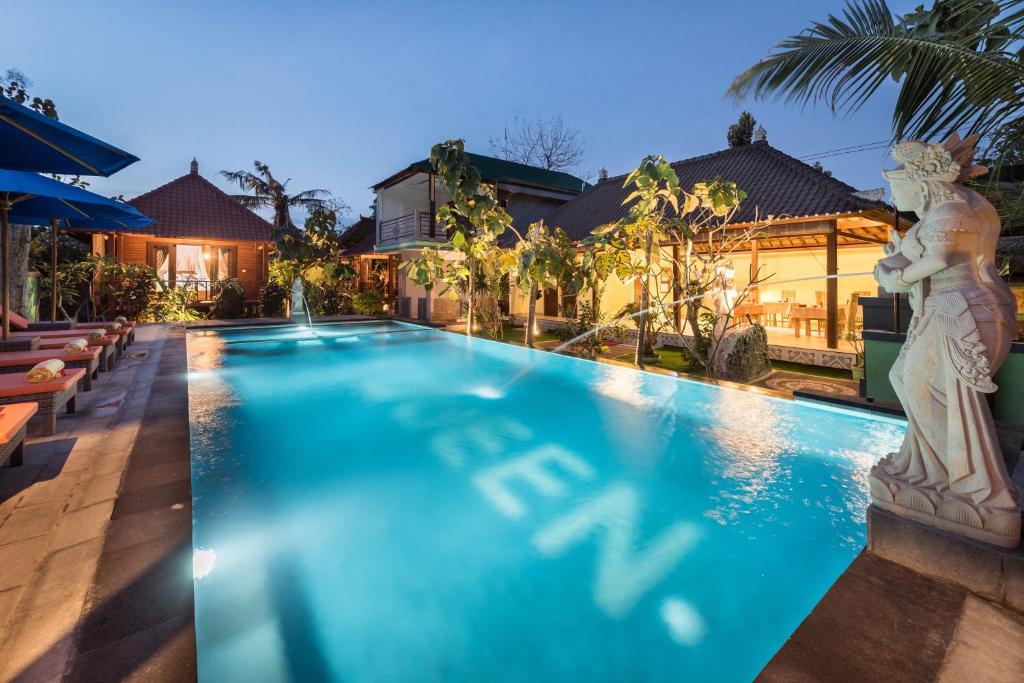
[870,134,1021,549]
[711,323,771,382]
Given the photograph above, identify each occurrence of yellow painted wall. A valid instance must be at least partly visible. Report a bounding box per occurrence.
[506,244,883,330]
[730,244,881,306]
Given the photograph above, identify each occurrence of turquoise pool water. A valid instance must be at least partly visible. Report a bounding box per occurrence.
[187,321,903,682]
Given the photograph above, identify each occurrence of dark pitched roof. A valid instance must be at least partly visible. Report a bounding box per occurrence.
[373,152,589,195]
[127,160,272,242]
[339,215,376,255]
[544,141,891,241]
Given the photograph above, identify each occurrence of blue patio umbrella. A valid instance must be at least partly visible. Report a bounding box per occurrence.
[0,170,149,337]
[0,95,139,176]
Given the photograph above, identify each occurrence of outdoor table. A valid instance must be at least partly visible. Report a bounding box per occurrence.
[733,303,763,323]
[790,305,847,337]
[760,301,791,326]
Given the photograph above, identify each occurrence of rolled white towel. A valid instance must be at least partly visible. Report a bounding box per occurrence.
[27,359,64,383]
[105,321,123,332]
[63,338,88,354]
[114,315,128,324]
[87,330,104,341]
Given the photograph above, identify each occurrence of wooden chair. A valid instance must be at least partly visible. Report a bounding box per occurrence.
[815,291,826,307]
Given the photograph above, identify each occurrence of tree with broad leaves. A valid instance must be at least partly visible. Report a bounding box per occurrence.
[585,156,770,374]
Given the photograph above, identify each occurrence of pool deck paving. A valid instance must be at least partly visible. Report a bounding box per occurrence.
[0,324,196,682]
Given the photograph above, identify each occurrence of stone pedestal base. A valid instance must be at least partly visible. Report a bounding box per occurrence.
[867,505,1024,614]
[869,465,1021,549]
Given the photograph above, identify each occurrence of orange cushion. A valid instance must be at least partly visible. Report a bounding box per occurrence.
[0,402,38,442]
[0,367,84,397]
[0,348,100,366]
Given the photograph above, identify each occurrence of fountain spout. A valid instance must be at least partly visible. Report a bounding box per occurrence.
[290,277,314,328]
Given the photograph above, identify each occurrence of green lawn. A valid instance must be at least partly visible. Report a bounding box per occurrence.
[498,323,562,345]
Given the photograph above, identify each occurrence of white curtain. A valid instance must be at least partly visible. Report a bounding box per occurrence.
[175,245,210,283]
[216,248,230,280]
[156,249,170,284]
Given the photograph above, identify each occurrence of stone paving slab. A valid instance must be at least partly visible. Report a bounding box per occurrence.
[0,325,173,681]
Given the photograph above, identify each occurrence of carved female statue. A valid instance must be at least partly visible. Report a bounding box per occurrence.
[871,134,1020,548]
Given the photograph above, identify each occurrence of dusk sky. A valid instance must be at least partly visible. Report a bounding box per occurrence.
[8,0,916,224]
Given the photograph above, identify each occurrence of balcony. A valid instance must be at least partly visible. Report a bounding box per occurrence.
[377,210,444,249]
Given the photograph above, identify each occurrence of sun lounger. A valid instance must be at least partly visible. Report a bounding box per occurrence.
[0,348,102,391]
[73,321,136,344]
[37,336,117,372]
[0,307,136,344]
[18,330,126,359]
[0,368,84,436]
[0,403,38,466]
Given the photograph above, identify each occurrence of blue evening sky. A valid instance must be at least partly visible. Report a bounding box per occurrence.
[7,0,917,224]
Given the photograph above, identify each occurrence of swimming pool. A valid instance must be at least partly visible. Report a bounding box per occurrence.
[187,320,903,682]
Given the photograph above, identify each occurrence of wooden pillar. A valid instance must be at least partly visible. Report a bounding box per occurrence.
[428,173,436,238]
[671,244,681,329]
[749,240,759,304]
[826,222,838,349]
[50,218,59,322]
[1,198,9,341]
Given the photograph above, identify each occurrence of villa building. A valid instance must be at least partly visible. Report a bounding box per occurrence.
[91,159,272,302]
[372,152,589,319]
[509,140,909,366]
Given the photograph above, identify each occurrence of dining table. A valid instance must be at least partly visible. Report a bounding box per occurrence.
[789,305,846,337]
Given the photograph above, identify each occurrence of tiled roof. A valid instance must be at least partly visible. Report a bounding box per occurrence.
[373,152,589,195]
[543,141,891,241]
[339,215,376,255]
[127,161,271,242]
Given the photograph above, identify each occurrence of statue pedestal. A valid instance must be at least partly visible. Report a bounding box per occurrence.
[867,505,1024,615]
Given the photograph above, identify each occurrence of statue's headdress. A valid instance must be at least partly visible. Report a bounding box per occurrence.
[882,133,987,184]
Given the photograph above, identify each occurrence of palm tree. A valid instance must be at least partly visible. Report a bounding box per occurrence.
[727,0,1024,145]
[221,161,330,247]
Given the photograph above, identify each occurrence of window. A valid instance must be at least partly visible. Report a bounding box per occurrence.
[146,243,238,300]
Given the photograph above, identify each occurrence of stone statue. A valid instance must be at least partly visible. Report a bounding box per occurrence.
[870,134,1020,548]
[290,277,306,320]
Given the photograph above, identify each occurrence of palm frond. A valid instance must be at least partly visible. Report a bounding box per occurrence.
[288,189,331,205]
[229,194,271,210]
[728,0,1024,141]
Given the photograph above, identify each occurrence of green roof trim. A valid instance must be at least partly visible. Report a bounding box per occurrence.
[375,152,589,195]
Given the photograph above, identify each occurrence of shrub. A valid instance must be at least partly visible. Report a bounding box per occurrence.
[317,281,354,315]
[145,282,204,322]
[210,279,246,319]
[556,302,626,357]
[351,290,384,316]
[99,262,160,321]
[259,281,288,317]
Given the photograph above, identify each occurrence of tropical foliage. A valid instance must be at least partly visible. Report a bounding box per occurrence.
[728,0,1024,144]
[585,155,767,374]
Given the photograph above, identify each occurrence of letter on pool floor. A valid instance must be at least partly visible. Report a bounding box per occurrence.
[473,446,597,519]
[533,483,700,618]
